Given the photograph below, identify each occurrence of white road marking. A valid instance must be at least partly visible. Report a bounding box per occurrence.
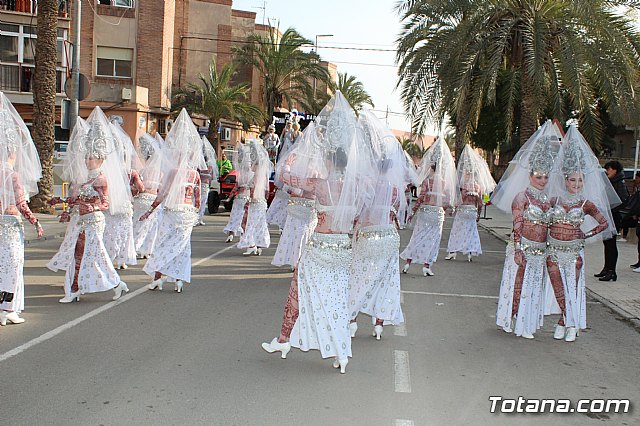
[394,420,415,426]
[394,323,407,337]
[394,350,411,393]
[401,290,498,300]
[0,245,235,363]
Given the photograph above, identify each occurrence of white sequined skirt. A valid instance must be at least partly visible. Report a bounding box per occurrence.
[223,196,248,235]
[548,237,586,329]
[104,207,137,266]
[272,198,317,268]
[132,193,162,257]
[446,206,482,256]
[400,205,444,264]
[496,239,546,336]
[290,233,353,360]
[143,206,198,282]
[0,215,25,312]
[238,199,270,249]
[47,211,122,295]
[266,189,289,230]
[348,225,404,325]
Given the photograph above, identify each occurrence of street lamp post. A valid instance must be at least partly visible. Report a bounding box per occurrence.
[313,34,333,99]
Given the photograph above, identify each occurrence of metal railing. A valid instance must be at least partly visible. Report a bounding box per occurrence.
[0,1,70,16]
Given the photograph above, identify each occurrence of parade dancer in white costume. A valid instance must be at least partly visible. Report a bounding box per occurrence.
[237,140,272,256]
[546,126,619,341]
[262,91,375,373]
[401,137,456,276]
[0,93,43,325]
[141,109,204,293]
[271,122,318,270]
[266,119,301,231]
[197,136,217,224]
[445,145,496,261]
[103,120,137,270]
[492,121,562,338]
[348,108,418,340]
[48,107,130,303]
[132,132,164,258]
[223,143,251,243]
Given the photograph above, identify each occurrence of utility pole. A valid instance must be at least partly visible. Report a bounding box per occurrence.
[68,0,81,131]
[313,34,333,99]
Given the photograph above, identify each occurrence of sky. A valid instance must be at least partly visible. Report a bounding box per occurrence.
[231,0,418,133]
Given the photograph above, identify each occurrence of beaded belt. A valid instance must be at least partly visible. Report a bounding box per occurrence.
[78,211,105,228]
[288,197,315,209]
[418,205,445,220]
[0,215,22,234]
[250,198,267,207]
[165,205,198,214]
[358,224,397,240]
[307,233,352,251]
[135,193,156,202]
[520,237,547,257]
[547,236,584,255]
[236,195,250,203]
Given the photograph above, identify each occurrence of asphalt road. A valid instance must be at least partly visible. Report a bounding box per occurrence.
[1,214,638,426]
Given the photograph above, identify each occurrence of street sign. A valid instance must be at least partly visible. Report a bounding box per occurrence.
[64,72,91,101]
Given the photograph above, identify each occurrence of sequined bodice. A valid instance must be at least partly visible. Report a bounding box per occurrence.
[522,188,550,225]
[549,202,585,226]
[78,181,99,201]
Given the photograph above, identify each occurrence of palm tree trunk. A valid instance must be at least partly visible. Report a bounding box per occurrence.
[454,113,467,166]
[30,0,58,213]
[518,73,538,147]
[207,119,220,158]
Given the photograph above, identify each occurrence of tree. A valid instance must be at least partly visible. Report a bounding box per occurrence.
[172,59,264,153]
[29,0,58,212]
[396,0,640,161]
[297,84,332,116]
[336,72,374,112]
[233,26,332,129]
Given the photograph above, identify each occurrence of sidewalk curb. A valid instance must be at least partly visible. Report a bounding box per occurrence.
[24,231,66,246]
[478,222,640,331]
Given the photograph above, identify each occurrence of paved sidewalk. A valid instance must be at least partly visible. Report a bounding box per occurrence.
[23,212,69,245]
[479,205,640,328]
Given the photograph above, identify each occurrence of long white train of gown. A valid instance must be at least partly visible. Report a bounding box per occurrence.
[290,233,353,360]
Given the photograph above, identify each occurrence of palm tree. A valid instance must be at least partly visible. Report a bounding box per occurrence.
[233,26,332,129]
[172,59,264,153]
[297,84,332,116]
[29,0,58,212]
[396,0,640,160]
[336,72,374,112]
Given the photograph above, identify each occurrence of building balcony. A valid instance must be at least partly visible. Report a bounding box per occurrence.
[0,0,70,18]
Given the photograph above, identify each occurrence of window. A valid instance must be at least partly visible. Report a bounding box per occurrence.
[96,46,133,78]
[0,24,67,93]
[98,0,135,7]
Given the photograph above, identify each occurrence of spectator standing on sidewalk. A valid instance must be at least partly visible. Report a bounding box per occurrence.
[595,161,629,281]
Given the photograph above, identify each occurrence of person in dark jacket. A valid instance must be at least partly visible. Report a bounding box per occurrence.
[596,161,629,281]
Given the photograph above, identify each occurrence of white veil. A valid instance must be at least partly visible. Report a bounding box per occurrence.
[234,142,254,188]
[80,107,131,215]
[491,120,563,213]
[547,125,620,242]
[455,144,496,205]
[0,92,42,210]
[415,137,456,207]
[160,109,206,209]
[247,140,273,202]
[135,132,163,192]
[357,108,418,226]
[318,91,376,233]
[202,135,219,181]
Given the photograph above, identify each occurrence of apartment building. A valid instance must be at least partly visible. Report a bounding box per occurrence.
[0,1,71,145]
